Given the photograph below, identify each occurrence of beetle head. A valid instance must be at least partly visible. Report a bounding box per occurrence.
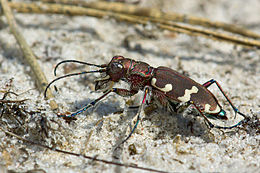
[95,56,127,92]
[106,56,127,82]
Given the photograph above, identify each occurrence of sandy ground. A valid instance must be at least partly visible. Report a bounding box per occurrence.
[0,0,259,172]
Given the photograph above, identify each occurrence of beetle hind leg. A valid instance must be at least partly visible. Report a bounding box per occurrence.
[168,100,179,112]
[191,101,247,129]
[203,79,247,119]
[205,109,227,120]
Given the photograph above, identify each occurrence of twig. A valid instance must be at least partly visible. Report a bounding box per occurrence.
[157,23,260,48]
[8,2,260,49]
[42,0,260,39]
[0,126,169,173]
[0,0,58,110]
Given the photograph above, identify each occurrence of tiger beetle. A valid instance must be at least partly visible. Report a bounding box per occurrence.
[44,56,248,145]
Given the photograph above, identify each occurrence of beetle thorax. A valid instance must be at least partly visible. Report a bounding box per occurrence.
[106,56,154,90]
[125,60,154,90]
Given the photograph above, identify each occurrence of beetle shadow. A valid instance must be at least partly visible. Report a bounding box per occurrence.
[105,106,216,167]
[70,98,122,118]
[124,107,215,143]
[160,110,214,143]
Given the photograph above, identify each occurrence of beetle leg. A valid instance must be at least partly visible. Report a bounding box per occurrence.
[191,101,247,129]
[116,86,151,148]
[190,101,215,128]
[59,90,113,118]
[112,88,138,97]
[202,79,215,88]
[128,105,140,109]
[60,88,137,118]
[203,79,247,119]
[128,102,157,115]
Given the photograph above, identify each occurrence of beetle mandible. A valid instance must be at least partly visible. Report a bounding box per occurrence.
[45,56,247,144]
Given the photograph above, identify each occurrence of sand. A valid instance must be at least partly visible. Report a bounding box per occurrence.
[0,0,259,172]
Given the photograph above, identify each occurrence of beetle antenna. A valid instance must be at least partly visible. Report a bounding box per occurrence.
[44,69,106,98]
[54,60,107,76]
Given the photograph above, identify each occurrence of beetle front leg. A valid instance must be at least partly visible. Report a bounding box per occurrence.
[112,88,138,97]
[112,88,142,110]
[59,90,113,118]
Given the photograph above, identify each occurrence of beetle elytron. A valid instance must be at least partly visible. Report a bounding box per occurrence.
[45,56,247,144]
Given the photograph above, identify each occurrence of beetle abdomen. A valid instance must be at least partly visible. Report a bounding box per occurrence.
[151,66,222,114]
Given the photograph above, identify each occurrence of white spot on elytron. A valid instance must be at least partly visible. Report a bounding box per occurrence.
[204,104,221,114]
[177,86,198,102]
[151,78,172,93]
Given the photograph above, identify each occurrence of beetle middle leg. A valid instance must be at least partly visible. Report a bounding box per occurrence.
[203,79,247,119]
[112,88,138,97]
[116,86,151,148]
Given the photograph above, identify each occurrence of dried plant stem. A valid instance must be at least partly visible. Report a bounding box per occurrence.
[9,2,260,49]
[0,126,168,173]
[157,23,260,48]
[0,0,58,110]
[42,0,260,40]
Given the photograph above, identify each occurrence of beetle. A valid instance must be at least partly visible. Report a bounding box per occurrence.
[44,56,248,144]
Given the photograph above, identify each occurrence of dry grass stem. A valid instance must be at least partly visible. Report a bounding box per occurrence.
[1,0,58,110]
[8,1,260,49]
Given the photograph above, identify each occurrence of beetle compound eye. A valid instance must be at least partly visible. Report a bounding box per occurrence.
[111,63,123,73]
[116,63,123,69]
